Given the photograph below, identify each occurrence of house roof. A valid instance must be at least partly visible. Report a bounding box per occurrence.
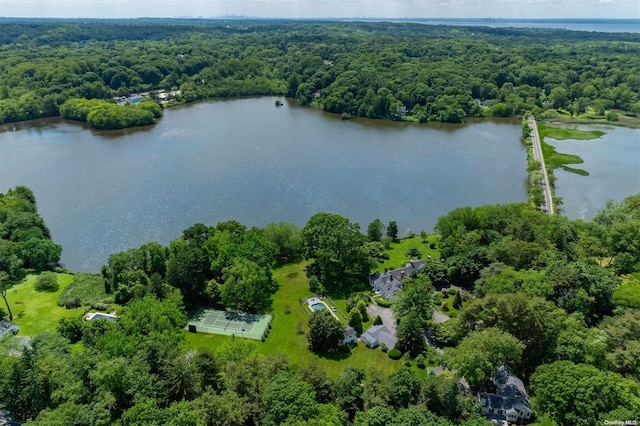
[369,260,426,298]
[480,365,532,416]
[361,325,397,349]
[0,320,19,337]
[344,326,357,338]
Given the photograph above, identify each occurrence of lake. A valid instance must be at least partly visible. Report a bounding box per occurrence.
[545,124,640,220]
[0,97,528,272]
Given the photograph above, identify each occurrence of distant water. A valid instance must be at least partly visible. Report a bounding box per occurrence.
[0,98,527,272]
[403,19,640,33]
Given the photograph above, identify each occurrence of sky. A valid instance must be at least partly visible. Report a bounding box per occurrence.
[1,0,639,19]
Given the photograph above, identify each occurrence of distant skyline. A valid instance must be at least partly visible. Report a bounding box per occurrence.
[1,0,639,19]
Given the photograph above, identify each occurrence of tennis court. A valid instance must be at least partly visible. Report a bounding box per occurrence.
[187,308,271,340]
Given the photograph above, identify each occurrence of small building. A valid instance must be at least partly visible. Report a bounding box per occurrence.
[343,325,357,345]
[360,324,397,349]
[0,320,19,340]
[369,260,425,299]
[478,365,533,424]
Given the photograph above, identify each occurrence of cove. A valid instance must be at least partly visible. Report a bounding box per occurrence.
[0,97,527,272]
[544,124,640,220]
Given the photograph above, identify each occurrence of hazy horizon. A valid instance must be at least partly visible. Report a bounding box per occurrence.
[2,0,639,20]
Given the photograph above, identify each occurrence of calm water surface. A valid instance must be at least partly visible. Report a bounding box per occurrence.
[0,98,527,272]
[545,125,640,220]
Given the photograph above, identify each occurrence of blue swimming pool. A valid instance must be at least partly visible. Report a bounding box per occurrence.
[310,303,326,312]
[90,313,117,322]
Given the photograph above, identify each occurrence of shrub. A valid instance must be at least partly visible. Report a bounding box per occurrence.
[447,288,457,295]
[406,248,422,258]
[429,242,436,249]
[284,304,292,315]
[402,352,412,366]
[57,317,84,343]
[405,229,416,238]
[388,348,402,360]
[381,253,390,260]
[441,303,449,312]
[380,342,388,352]
[373,315,383,326]
[309,275,324,294]
[35,272,59,292]
[452,290,463,309]
[415,354,426,368]
[376,298,392,308]
[65,298,81,309]
[92,302,108,311]
[433,294,443,305]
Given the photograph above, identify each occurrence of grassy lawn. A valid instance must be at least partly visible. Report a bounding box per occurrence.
[614,273,640,309]
[539,124,605,141]
[186,261,421,377]
[6,273,86,336]
[374,235,441,273]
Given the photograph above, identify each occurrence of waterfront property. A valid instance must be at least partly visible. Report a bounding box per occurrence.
[478,365,533,424]
[369,260,426,299]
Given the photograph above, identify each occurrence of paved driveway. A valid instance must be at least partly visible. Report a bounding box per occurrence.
[366,304,397,334]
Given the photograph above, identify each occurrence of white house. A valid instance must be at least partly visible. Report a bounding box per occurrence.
[343,326,357,345]
[360,324,397,349]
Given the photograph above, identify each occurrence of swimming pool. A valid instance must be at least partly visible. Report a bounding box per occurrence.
[85,312,118,322]
[310,303,326,312]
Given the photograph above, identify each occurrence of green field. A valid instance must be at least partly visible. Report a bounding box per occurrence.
[614,274,640,309]
[539,124,606,141]
[187,261,424,377]
[374,235,440,273]
[6,273,86,336]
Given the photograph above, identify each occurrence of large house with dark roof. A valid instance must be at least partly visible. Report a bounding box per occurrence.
[478,365,533,424]
[369,260,425,299]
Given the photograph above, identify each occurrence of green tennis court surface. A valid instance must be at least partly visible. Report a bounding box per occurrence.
[187,308,271,340]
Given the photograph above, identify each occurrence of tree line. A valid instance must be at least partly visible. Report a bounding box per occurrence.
[0,187,62,321]
[1,186,639,425]
[0,20,638,128]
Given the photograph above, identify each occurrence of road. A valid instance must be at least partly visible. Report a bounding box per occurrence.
[528,116,554,215]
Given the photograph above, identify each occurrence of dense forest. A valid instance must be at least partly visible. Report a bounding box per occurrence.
[0,19,639,128]
[1,185,639,425]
